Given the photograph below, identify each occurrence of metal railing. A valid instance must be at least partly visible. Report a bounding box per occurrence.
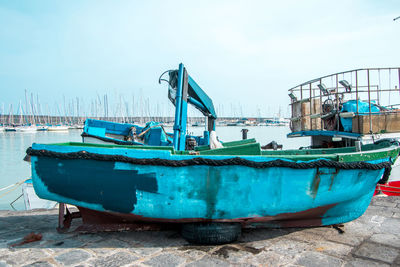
[288,68,400,134]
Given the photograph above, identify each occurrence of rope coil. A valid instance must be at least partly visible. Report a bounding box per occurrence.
[26,147,392,184]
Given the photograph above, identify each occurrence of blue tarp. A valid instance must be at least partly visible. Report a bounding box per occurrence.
[140,121,173,146]
[340,100,380,132]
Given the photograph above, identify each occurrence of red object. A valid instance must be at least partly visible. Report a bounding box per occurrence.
[375,181,400,196]
[10,232,42,247]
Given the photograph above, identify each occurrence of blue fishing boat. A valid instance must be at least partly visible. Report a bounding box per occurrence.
[27,64,399,244]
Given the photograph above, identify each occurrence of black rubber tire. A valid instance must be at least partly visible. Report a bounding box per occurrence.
[181,222,242,245]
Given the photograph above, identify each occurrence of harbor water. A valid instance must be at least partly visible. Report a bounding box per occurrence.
[0,126,310,210]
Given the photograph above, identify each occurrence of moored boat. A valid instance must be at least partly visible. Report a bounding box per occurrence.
[27,63,400,244]
[47,125,69,132]
[4,127,16,132]
[17,126,37,132]
[27,139,399,240]
[81,119,173,146]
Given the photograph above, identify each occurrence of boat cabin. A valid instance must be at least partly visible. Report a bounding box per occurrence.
[288,68,400,148]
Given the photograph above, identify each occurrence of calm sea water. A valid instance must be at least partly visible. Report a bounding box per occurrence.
[0,126,310,210]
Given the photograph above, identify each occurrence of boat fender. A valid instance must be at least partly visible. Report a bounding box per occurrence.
[210,131,223,149]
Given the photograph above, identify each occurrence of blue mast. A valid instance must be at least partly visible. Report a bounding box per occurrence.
[160,63,217,151]
[172,63,188,151]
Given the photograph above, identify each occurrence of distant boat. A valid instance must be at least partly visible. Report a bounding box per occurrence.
[17,126,37,132]
[0,127,4,132]
[37,125,48,131]
[191,122,205,127]
[48,125,69,132]
[4,126,16,132]
[65,124,84,130]
[265,118,288,126]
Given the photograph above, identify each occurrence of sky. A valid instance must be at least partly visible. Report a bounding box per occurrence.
[0,0,399,117]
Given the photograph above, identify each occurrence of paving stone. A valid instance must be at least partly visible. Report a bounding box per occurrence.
[142,252,186,267]
[353,242,399,263]
[184,255,230,267]
[378,217,400,235]
[129,246,163,257]
[0,261,10,267]
[85,238,130,255]
[265,238,310,256]
[249,250,295,266]
[0,249,11,257]
[393,255,400,266]
[76,234,103,244]
[285,229,326,243]
[127,231,187,247]
[211,245,260,264]
[295,251,343,267]
[370,196,398,207]
[90,251,139,267]
[308,240,353,258]
[21,261,55,267]
[46,237,85,251]
[0,248,50,266]
[343,257,390,267]
[344,220,377,237]
[54,249,91,266]
[363,206,393,220]
[369,233,400,248]
[321,229,366,246]
[176,247,207,261]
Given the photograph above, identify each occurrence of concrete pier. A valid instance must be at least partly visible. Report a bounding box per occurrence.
[0,195,399,266]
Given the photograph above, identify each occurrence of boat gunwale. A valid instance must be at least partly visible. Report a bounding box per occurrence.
[29,141,400,163]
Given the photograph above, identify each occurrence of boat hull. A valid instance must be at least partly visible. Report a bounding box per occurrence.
[30,146,388,227]
[48,126,69,132]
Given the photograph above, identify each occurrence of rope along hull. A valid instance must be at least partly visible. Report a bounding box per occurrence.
[27,145,395,227]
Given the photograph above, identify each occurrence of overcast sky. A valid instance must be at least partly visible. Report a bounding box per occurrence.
[0,0,399,117]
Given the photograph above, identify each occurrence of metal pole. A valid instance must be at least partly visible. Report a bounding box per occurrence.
[173,64,184,150]
[356,71,360,133]
[309,83,312,130]
[398,68,400,94]
[336,74,339,131]
[319,79,323,129]
[367,69,372,133]
[300,86,303,130]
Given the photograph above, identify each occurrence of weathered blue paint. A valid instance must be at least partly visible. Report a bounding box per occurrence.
[83,119,174,146]
[30,143,390,226]
[187,75,217,119]
[35,157,158,213]
[84,119,142,137]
